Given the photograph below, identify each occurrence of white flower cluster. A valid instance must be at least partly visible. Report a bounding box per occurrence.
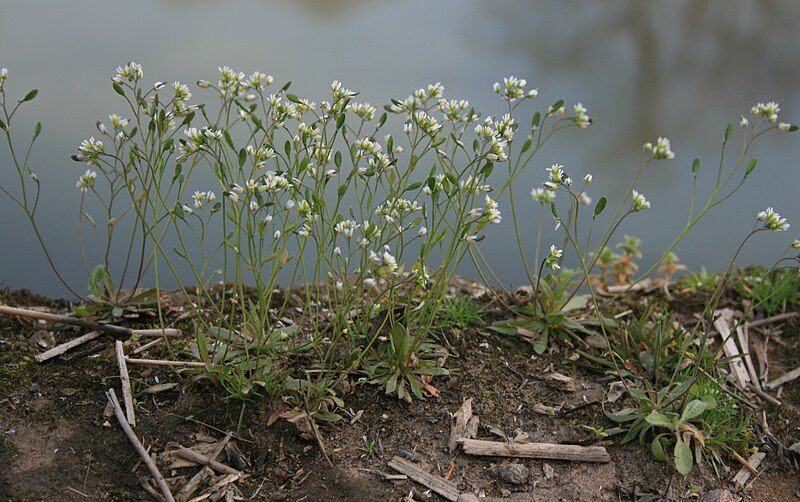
[643,137,675,160]
[757,207,789,232]
[414,110,442,136]
[76,169,97,192]
[246,144,276,168]
[572,102,592,128]
[192,190,217,209]
[76,137,104,165]
[334,219,359,238]
[370,245,399,276]
[631,190,651,211]
[113,62,143,83]
[542,163,572,191]
[108,114,128,129]
[474,114,514,162]
[437,98,471,122]
[181,127,223,155]
[531,187,556,204]
[545,245,563,271]
[376,197,421,223]
[492,76,537,102]
[349,102,376,121]
[751,101,780,123]
[481,195,502,224]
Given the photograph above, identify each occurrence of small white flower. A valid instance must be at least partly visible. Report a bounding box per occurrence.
[76,169,97,192]
[631,190,651,211]
[274,230,282,239]
[531,187,556,204]
[751,101,780,123]
[778,122,792,132]
[792,239,800,249]
[418,226,428,237]
[113,62,143,83]
[545,245,563,271]
[109,114,128,129]
[249,199,258,211]
[739,115,749,128]
[643,137,675,160]
[757,207,789,232]
[583,173,593,184]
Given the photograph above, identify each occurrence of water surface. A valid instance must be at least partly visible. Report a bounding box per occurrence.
[1,0,798,296]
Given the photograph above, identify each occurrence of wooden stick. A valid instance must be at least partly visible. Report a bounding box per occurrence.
[713,315,751,389]
[0,304,180,338]
[176,446,240,475]
[387,456,460,502]
[125,358,207,368]
[115,340,136,427]
[449,398,474,454]
[458,438,610,463]
[732,451,765,487]
[765,366,800,390]
[746,312,798,329]
[132,337,164,355]
[177,434,232,502]
[106,389,174,502]
[34,330,102,362]
[736,326,761,392]
[746,383,781,406]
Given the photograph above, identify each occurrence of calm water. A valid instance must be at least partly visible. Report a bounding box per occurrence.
[1,0,799,296]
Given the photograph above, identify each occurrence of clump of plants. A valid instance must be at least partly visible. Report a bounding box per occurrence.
[2,64,798,477]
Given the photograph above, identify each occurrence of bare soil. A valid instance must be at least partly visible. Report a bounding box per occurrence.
[1,285,799,501]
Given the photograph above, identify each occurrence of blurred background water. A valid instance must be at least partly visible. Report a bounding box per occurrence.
[1,0,798,297]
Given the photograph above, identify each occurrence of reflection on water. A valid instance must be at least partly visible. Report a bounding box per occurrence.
[1,0,798,295]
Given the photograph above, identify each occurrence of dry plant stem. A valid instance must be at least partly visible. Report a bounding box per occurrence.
[0,304,181,338]
[176,447,240,476]
[115,340,136,427]
[106,388,174,502]
[766,366,800,390]
[747,312,798,328]
[458,438,611,462]
[34,330,102,362]
[732,451,766,487]
[177,433,232,501]
[131,337,164,355]
[387,456,459,502]
[125,357,207,368]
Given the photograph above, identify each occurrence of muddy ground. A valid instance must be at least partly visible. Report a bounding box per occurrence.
[1,285,799,501]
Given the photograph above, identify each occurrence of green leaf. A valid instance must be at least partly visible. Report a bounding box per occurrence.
[691,158,700,176]
[112,83,125,96]
[673,439,694,475]
[285,93,300,103]
[645,410,674,428]
[593,196,607,217]
[336,113,345,130]
[88,265,106,298]
[533,329,548,354]
[22,89,38,102]
[33,121,42,139]
[680,399,707,421]
[334,150,342,168]
[651,436,666,462]
[724,123,733,142]
[744,157,757,177]
[0,118,6,131]
[531,111,541,129]
[520,138,532,153]
[605,407,639,423]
